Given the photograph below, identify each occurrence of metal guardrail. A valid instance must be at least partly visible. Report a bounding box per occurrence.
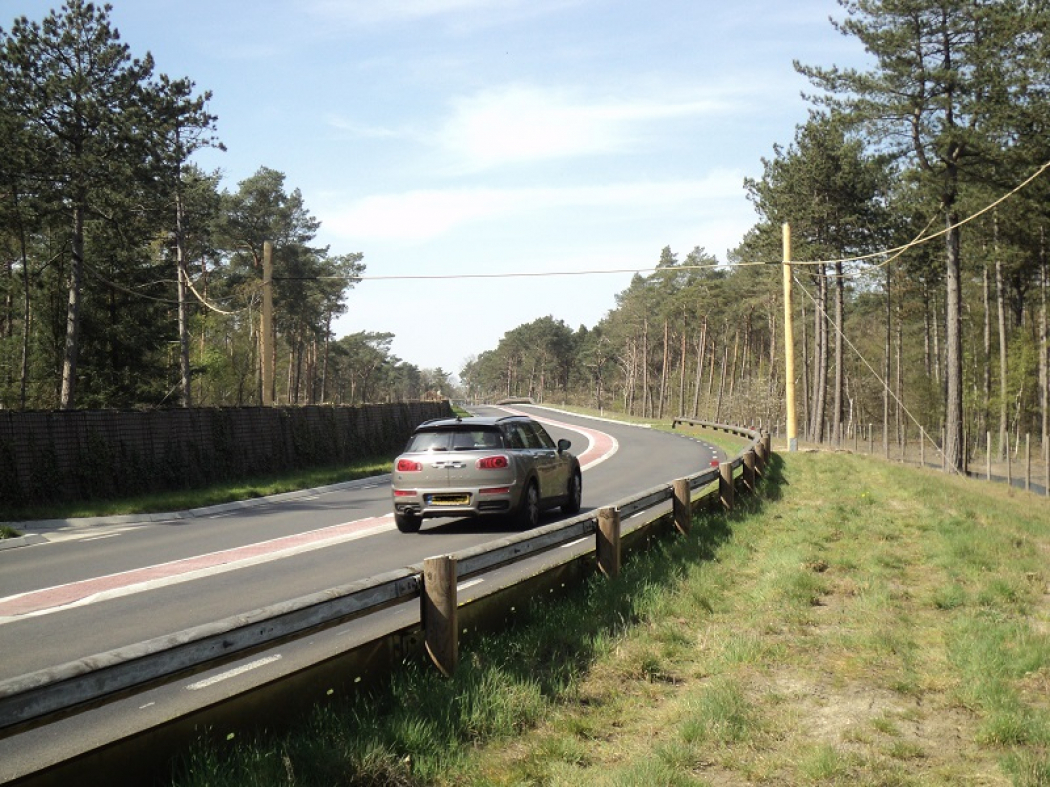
[0,418,765,739]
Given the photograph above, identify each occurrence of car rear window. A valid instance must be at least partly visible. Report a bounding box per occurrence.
[405,427,504,452]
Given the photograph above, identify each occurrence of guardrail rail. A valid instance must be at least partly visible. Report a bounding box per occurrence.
[0,417,772,787]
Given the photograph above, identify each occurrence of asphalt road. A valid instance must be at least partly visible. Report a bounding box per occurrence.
[0,405,724,684]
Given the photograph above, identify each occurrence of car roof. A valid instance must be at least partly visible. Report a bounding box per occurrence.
[414,415,529,430]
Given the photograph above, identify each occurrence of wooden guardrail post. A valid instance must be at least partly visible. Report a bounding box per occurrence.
[422,555,458,677]
[673,478,691,534]
[597,507,621,578]
[743,450,756,495]
[719,462,734,511]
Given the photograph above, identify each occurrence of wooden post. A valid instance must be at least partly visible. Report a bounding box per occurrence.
[1007,438,1013,488]
[762,432,771,466]
[987,431,992,480]
[1026,433,1031,492]
[673,478,691,534]
[597,507,621,578]
[422,555,458,677]
[868,423,873,454]
[920,428,925,469]
[743,450,756,495]
[719,462,734,511]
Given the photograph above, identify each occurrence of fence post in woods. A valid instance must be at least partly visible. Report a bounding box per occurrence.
[597,507,621,578]
[1026,433,1031,493]
[423,555,458,677]
[987,431,992,480]
[719,462,735,511]
[673,478,691,534]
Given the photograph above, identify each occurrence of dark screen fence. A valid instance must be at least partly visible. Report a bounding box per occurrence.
[0,401,452,510]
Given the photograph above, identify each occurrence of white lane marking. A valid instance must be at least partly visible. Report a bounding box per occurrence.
[186,655,283,690]
[81,533,121,542]
[139,702,155,710]
[458,578,485,592]
[561,537,588,548]
[0,518,396,625]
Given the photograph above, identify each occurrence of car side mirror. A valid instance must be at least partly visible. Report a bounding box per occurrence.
[557,438,571,453]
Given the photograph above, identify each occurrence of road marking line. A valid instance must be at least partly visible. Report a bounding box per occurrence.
[81,533,121,542]
[186,655,283,690]
[0,516,397,623]
[458,578,484,591]
[561,537,588,548]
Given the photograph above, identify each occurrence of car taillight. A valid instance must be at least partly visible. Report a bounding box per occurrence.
[397,458,422,472]
[480,487,511,495]
[476,455,509,470]
[393,489,416,497]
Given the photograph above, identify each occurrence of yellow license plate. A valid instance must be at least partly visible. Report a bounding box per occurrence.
[426,495,472,507]
[428,494,470,506]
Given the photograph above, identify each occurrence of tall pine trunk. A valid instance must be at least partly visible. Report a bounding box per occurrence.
[59,203,85,410]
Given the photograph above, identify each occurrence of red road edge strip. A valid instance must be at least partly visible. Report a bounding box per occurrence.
[1,417,616,620]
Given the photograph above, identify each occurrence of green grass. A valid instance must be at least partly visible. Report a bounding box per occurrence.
[4,456,393,523]
[0,524,22,538]
[168,450,1050,787]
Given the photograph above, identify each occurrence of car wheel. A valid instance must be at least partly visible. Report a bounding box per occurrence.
[394,511,422,533]
[562,470,582,515]
[516,481,540,529]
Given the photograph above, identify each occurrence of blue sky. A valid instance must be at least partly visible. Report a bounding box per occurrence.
[13,0,868,379]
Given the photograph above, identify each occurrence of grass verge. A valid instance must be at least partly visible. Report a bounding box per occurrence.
[170,450,1050,786]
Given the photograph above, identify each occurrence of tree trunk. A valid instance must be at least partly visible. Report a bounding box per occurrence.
[884,264,891,458]
[1041,227,1048,471]
[833,261,844,445]
[944,214,965,471]
[658,320,669,419]
[175,185,192,408]
[995,225,1009,461]
[801,295,811,435]
[641,320,650,419]
[678,330,687,419]
[810,267,828,442]
[59,203,85,410]
[982,264,991,443]
[715,338,729,423]
[692,318,707,418]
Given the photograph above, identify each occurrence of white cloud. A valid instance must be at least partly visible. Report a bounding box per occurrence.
[437,84,732,171]
[322,171,743,243]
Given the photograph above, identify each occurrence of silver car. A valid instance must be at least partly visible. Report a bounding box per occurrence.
[391,415,582,533]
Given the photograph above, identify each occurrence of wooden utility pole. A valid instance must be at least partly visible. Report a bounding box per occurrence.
[261,241,274,406]
[783,223,797,451]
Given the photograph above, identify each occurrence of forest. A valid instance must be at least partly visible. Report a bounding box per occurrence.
[4,1,1050,475]
[462,0,1050,471]
[0,1,450,411]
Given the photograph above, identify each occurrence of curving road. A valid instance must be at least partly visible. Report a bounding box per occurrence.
[0,405,724,684]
